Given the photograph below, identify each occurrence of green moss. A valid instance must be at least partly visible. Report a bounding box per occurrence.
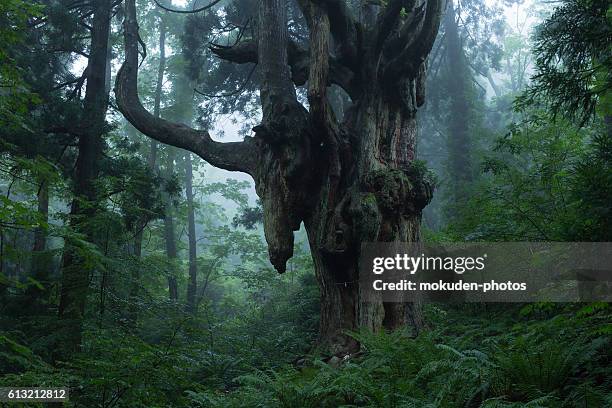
[348,192,381,240]
[364,163,435,215]
[364,168,408,214]
[362,192,377,207]
[405,159,438,189]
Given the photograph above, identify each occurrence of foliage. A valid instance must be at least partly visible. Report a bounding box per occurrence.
[516,0,612,124]
[447,112,611,241]
[0,0,42,129]
[184,306,611,407]
[0,1,610,407]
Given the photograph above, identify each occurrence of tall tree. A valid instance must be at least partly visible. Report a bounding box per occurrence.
[0,0,94,309]
[162,147,179,301]
[116,0,443,353]
[184,152,198,314]
[25,177,50,308]
[419,0,504,228]
[442,1,472,208]
[162,68,198,302]
[58,0,112,354]
[149,14,167,169]
[129,15,168,321]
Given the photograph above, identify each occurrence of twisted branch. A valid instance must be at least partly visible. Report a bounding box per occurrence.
[115,0,256,175]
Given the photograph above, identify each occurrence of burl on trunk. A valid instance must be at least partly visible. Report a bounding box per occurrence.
[116,0,443,354]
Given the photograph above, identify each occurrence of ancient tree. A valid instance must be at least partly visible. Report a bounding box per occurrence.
[116,0,443,353]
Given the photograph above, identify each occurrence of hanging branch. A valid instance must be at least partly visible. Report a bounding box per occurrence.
[153,0,223,14]
[115,0,256,174]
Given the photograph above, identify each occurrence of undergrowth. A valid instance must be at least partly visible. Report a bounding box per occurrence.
[189,304,611,408]
[1,303,609,407]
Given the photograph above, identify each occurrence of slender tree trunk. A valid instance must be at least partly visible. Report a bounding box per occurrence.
[33,181,49,255]
[159,69,196,303]
[0,197,5,298]
[25,179,50,308]
[163,147,179,301]
[443,3,472,210]
[0,232,4,299]
[128,165,143,324]
[164,72,195,305]
[149,17,166,170]
[184,153,198,314]
[58,0,111,355]
[485,69,502,99]
[128,19,166,323]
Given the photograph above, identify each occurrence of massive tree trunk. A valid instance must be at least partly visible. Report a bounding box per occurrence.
[304,88,431,352]
[58,0,111,354]
[33,181,49,256]
[116,0,443,353]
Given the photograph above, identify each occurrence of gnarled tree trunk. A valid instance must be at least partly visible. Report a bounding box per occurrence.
[116,0,443,354]
[304,88,433,352]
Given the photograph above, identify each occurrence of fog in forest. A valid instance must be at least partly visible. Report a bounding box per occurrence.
[1,0,610,406]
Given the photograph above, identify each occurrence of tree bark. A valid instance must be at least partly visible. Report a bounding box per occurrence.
[303,83,431,353]
[164,71,196,303]
[128,18,167,324]
[184,152,198,314]
[25,179,50,308]
[116,0,443,354]
[443,3,472,209]
[163,147,179,301]
[149,16,166,170]
[58,0,111,355]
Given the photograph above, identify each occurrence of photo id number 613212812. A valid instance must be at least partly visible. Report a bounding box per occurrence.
[0,387,69,402]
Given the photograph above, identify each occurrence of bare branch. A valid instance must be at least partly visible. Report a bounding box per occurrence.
[211,39,358,99]
[401,0,445,73]
[53,48,90,59]
[115,0,256,175]
[321,0,360,68]
[301,1,332,126]
[52,71,88,91]
[153,0,223,14]
[209,40,257,64]
[297,0,360,69]
[374,0,415,53]
[384,0,445,80]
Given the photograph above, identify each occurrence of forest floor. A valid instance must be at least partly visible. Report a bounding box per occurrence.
[3,302,609,407]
